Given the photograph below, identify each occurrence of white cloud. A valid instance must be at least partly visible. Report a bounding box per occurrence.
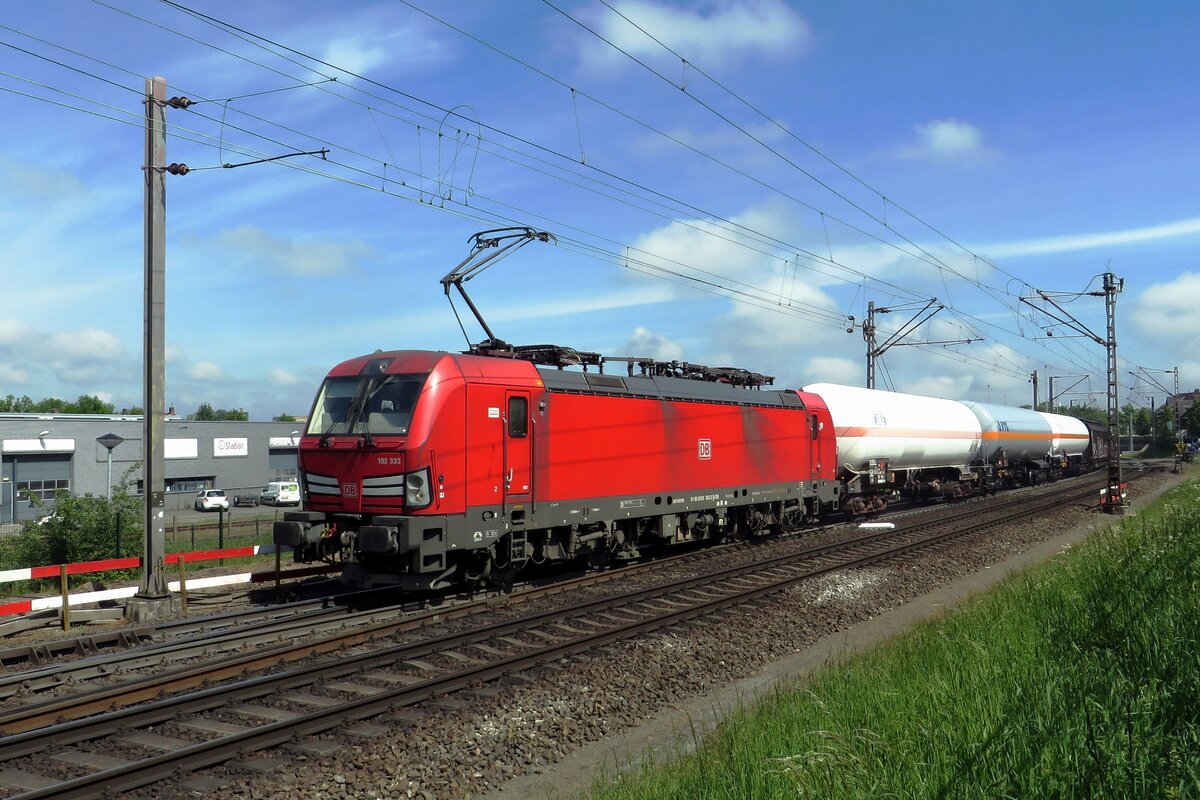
[0,159,87,201]
[1130,272,1200,339]
[269,368,300,386]
[616,204,847,380]
[0,319,31,346]
[215,225,378,276]
[188,361,225,381]
[0,363,28,384]
[47,329,124,361]
[802,356,859,386]
[491,286,676,322]
[981,216,1200,259]
[897,119,994,163]
[323,37,391,76]
[582,0,814,69]
[619,327,686,360]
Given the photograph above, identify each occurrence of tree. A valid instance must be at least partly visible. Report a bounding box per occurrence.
[189,403,249,421]
[70,395,116,414]
[8,466,143,583]
[1181,403,1200,439]
[273,413,298,423]
[0,394,115,414]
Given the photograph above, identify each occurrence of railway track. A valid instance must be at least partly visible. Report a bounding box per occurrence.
[0,475,1117,798]
[0,470,1105,677]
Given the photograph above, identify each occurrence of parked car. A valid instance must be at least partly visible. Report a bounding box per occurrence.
[194,489,229,512]
[232,494,259,507]
[260,480,301,506]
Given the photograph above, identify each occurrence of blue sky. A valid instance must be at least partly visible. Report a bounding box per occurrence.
[1,1,1197,420]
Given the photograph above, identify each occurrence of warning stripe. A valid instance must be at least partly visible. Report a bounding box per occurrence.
[0,544,339,618]
[836,427,977,439]
[982,432,1090,441]
[838,426,1090,442]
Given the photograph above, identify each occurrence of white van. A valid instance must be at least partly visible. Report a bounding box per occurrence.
[260,480,301,506]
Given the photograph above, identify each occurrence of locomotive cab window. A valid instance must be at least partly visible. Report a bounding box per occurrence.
[306,372,428,436]
[508,396,528,438]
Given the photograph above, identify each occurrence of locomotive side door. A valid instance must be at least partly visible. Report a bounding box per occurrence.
[504,391,533,507]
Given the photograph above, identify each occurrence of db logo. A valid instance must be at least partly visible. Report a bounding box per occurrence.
[697,439,712,460]
[342,483,358,497]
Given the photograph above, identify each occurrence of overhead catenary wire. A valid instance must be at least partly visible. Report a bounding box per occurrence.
[154,0,986,299]
[1,4,1127,385]
[543,0,1029,311]
[587,0,1035,297]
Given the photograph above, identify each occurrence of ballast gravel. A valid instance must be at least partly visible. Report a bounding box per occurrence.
[103,468,1181,800]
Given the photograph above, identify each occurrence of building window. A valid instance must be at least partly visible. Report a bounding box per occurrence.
[16,479,69,502]
[163,478,215,493]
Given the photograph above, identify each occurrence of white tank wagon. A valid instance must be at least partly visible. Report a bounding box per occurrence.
[959,401,1089,487]
[960,401,1058,464]
[803,383,983,512]
[1040,411,1091,462]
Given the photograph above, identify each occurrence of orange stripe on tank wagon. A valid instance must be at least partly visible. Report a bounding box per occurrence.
[837,426,1090,441]
[837,427,978,439]
[982,431,1089,441]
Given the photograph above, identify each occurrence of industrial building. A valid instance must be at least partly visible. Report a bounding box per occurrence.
[0,413,304,522]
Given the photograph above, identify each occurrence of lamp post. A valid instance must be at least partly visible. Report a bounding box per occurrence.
[96,433,125,500]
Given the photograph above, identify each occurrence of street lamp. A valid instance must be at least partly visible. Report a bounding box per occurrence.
[96,433,125,500]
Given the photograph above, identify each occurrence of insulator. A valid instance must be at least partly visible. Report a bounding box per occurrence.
[167,96,192,109]
[166,163,190,175]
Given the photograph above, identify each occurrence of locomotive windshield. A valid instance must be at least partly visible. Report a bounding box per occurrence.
[306,373,428,437]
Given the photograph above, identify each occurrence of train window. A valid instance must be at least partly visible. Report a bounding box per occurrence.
[810,415,820,440]
[508,396,528,438]
[306,373,428,437]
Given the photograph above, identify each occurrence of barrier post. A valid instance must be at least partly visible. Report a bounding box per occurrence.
[115,510,122,559]
[218,509,225,549]
[59,564,70,631]
[176,557,188,615]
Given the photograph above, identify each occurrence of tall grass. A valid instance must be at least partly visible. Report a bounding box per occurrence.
[591,481,1200,799]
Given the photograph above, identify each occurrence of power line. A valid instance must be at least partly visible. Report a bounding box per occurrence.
[3,4,1113,385]
[587,0,1034,296]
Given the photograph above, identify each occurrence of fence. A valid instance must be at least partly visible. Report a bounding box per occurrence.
[0,543,339,621]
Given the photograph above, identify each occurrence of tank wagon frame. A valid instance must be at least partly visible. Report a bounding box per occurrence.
[804,383,1095,512]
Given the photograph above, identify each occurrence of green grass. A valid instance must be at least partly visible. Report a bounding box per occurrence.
[590,481,1200,799]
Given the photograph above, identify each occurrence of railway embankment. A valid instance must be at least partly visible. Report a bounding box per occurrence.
[557,467,1199,800]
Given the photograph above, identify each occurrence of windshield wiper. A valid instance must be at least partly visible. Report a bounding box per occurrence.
[318,418,337,448]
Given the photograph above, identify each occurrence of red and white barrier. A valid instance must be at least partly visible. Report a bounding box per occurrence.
[0,545,338,617]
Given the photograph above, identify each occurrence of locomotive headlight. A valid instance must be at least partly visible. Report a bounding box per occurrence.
[405,467,431,508]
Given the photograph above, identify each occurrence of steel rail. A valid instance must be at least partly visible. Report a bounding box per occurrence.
[0,478,1112,799]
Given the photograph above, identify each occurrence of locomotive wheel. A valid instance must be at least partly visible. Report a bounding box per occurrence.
[587,540,613,570]
[487,534,525,590]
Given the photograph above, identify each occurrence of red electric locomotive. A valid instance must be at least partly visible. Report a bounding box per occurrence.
[275,348,841,589]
